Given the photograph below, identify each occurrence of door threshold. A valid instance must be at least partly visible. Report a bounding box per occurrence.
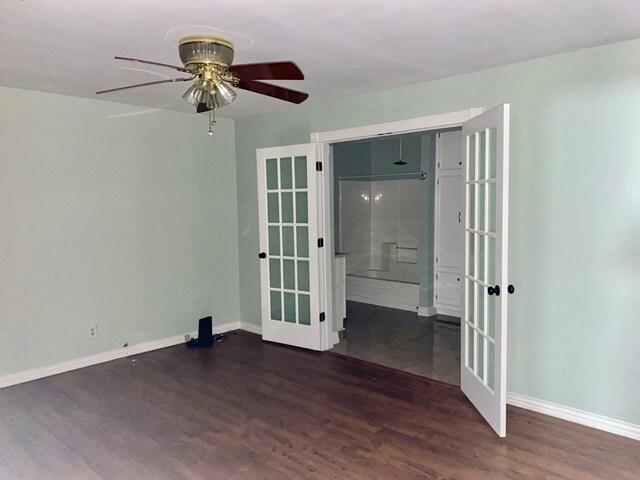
[325,350,459,389]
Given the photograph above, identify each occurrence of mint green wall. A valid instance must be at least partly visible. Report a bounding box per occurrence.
[235,38,640,425]
[0,86,241,377]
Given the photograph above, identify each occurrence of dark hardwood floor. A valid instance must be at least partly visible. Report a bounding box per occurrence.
[0,331,637,479]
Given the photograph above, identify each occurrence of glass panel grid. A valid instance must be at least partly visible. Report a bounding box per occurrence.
[264,155,313,326]
[297,227,309,258]
[266,158,279,190]
[269,259,281,288]
[479,130,486,180]
[268,226,280,256]
[487,340,495,391]
[267,193,279,223]
[489,127,497,179]
[294,156,307,188]
[298,294,311,325]
[281,192,294,223]
[282,226,295,256]
[270,290,282,320]
[284,292,296,323]
[464,130,497,384]
[280,157,292,189]
[466,323,475,372]
[477,332,485,381]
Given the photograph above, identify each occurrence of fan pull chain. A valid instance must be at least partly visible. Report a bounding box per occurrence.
[207,108,217,136]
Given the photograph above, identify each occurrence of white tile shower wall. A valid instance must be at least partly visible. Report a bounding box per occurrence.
[370,180,398,270]
[339,180,372,273]
[346,275,419,312]
[370,179,421,275]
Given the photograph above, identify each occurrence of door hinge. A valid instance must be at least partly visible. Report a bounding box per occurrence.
[436,273,438,279]
[436,257,438,263]
[316,161,323,172]
[317,238,324,248]
[319,312,325,322]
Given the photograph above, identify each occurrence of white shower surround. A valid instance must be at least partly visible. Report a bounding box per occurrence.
[346,274,419,312]
[339,178,422,311]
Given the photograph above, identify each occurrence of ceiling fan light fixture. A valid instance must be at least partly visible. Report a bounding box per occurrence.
[182,84,204,106]
[98,35,309,138]
[211,81,236,108]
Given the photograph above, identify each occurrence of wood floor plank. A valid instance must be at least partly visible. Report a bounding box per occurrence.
[0,331,637,479]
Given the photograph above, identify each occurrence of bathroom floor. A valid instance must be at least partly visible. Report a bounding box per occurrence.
[330,301,461,385]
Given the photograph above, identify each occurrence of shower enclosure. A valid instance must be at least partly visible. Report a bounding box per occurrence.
[339,176,424,311]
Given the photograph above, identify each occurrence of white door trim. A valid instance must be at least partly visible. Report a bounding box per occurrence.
[311,109,483,144]
[311,108,483,350]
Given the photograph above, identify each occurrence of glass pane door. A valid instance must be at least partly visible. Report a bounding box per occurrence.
[461,104,510,437]
[257,144,322,350]
[265,156,312,326]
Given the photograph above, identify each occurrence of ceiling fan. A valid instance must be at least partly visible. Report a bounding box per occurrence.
[97,36,309,135]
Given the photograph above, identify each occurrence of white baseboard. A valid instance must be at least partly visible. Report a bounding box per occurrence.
[418,306,437,317]
[240,322,262,335]
[0,320,241,390]
[507,392,640,442]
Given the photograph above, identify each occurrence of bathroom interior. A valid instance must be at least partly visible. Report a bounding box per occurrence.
[330,129,464,385]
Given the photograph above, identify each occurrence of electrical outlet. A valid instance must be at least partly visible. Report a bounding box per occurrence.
[88,325,98,338]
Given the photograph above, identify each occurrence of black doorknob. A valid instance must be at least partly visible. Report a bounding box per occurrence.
[508,284,515,294]
[258,252,267,259]
[488,285,501,296]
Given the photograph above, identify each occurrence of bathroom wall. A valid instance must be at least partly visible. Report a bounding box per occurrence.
[338,180,372,273]
[369,179,421,282]
[340,178,422,284]
[333,133,435,290]
[332,141,371,248]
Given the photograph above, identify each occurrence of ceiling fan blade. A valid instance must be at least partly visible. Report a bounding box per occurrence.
[228,61,304,80]
[115,56,190,73]
[96,76,195,94]
[196,102,212,113]
[236,79,309,104]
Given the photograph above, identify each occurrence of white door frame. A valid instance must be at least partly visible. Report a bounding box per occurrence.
[310,108,483,350]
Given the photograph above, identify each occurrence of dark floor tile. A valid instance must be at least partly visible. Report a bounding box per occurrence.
[331,301,461,385]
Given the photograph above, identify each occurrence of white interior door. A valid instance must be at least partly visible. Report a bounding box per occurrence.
[461,104,510,437]
[257,144,322,350]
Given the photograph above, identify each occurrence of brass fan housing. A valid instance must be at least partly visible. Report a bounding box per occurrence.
[178,36,235,70]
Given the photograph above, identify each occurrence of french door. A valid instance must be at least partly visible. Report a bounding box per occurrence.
[461,104,510,437]
[255,106,511,436]
[256,144,323,350]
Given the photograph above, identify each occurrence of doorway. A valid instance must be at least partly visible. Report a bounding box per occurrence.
[329,129,463,385]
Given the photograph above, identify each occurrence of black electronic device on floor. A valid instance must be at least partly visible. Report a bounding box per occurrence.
[186,316,216,348]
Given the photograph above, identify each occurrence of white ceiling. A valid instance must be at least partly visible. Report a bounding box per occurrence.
[3,0,640,119]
